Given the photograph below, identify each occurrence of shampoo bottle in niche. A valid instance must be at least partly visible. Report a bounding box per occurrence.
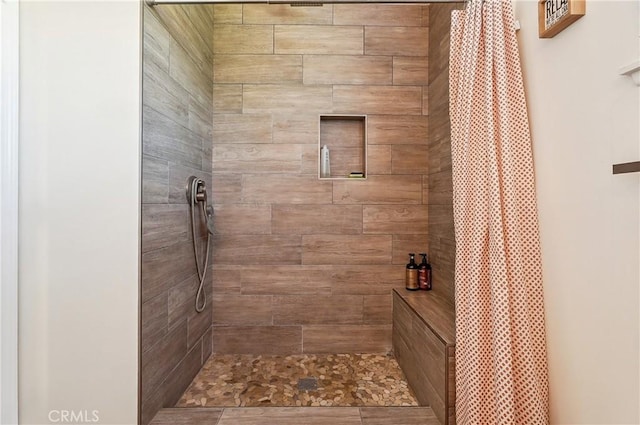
[418,253,432,291]
[320,145,331,178]
[405,253,419,291]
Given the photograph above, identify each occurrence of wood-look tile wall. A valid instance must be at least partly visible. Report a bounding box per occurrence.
[141,5,214,425]
[427,3,464,312]
[211,4,430,354]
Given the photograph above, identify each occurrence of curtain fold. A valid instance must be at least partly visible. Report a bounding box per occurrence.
[449,1,549,423]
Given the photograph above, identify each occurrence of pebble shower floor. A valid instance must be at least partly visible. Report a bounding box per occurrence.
[176,353,419,408]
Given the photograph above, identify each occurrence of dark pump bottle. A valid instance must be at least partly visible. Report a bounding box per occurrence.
[418,253,432,291]
[405,253,419,291]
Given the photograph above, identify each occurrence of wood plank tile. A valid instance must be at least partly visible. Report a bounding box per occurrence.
[360,407,440,425]
[213,144,302,173]
[187,303,213,348]
[275,25,363,55]
[422,174,429,205]
[141,293,168,354]
[302,235,392,265]
[213,234,301,265]
[156,341,205,410]
[142,204,190,253]
[364,294,392,324]
[213,114,272,144]
[333,86,422,115]
[243,84,332,114]
[212,265,242,294]
[365,26,429,56]
[211,204,271,235]
[330,265,403,295]
[214,54,302,84]
[273,114,319,144]
[142,239,196,303]
[218,407,361,425]
[213,25,274,54]
[333,175,422,204]
[273,295,363,325]
[392,145,429,174]
[144,7,170,73]
[334,4,423,26]
[363,205,428,235]
[272,205,362,235]
[304,55,392,85]
[188,95,213,141]
[243,4,333,24]
[213,85,243,114]
[422,5,430,27]
[393,57,429,86]
[241,265,333,295]
[392,235,429,265]
[212,326,302,354]
[367,145,392,175]
[150,408,224,425]
[211,173,243,204]
[141,320,187,392]
[142,155,169,204]
[428,170,453,206]
[144,61,189,129]
[243,174,332,204]
[213,4,242,23]
[301,144,320,174]
[303,325,392,353]
[212,294,273,325]
[169,38,212,109]
[367,115,428,145]
[167,274,199,331]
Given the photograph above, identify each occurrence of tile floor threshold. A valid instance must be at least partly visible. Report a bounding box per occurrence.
[150,406,440,425]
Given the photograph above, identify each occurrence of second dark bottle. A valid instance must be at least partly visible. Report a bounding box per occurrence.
[418,253,432,291]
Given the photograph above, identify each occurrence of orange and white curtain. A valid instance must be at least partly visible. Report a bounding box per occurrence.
[449,1,549,423]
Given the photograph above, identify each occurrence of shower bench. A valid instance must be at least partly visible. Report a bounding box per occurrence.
[392,289,456,425]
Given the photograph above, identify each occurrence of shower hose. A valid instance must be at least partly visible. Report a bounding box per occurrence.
[189,182,211,313]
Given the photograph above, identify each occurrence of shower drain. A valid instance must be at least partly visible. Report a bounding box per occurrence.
[297,377,318,391]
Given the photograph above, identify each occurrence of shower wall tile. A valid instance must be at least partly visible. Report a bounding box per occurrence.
[301,235,392,265]
[142,5,214,423]
[392,234,429,265]
[367,145,392,175]
[211,204,271,235]
[142,155,169,204]
[303,55,392,86]
[211,4,431,355]
[214,55,302,84]
[363,294,393,324]
[273,295,364,325]
[392,145,429,174]
[213,4,242,24]
[393,57,429,86]
[333,175,423,204]
[333,85,423,115]
[213,85,243,114]
[272,114,319,145]
[240,266,333,295]
[213,25,274,54]
[243,4,333,25]
[422,5,431,27]
[429,170,453,206]
[367,115,429,145]
[212,326,303,354]
[274,25,364,55]
[212,144,303,174]
[213,114,272,144]
[302,325,392,353]
[364,26,429,57]
[213,234,302,265]
[272,205,362,235]
[333,4,423,27]
[242,174,332,204]
[242,84,332,114]
[363,205,428,235]
[212,295,273,325]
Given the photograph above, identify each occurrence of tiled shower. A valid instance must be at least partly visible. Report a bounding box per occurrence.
[140,3,458,424]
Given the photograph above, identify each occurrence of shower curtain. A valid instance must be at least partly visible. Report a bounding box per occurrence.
[449,1,549,424]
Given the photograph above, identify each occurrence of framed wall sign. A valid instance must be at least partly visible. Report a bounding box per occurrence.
[538,0,586,38]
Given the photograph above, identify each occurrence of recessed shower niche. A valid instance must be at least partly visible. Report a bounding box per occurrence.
[318,114,367,180]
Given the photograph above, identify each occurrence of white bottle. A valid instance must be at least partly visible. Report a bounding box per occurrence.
[320,145,331,178]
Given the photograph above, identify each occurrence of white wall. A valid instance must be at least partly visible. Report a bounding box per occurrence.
[19,2,141,424]
[515,1,640,423]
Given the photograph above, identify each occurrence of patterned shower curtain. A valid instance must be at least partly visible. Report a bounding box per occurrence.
[449,1,549,423]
